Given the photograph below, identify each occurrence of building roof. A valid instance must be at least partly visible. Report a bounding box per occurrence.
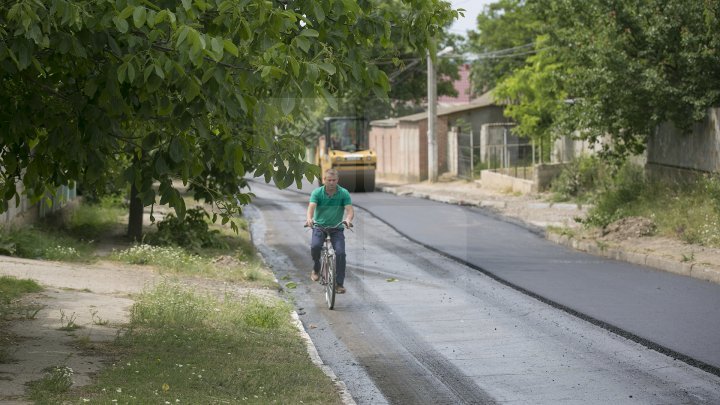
[369,90,501,127]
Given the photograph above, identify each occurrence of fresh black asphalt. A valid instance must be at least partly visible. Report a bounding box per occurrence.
[256,179,720,373]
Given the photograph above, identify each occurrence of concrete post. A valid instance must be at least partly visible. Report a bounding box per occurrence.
[427,51,438,183]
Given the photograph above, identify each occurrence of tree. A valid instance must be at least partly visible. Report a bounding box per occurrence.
[532,0,720,157]
[467,0,542,94]
[280,0,465,149]
[493,36,566,146]
[0,0,459,239]
[488,0,720,160]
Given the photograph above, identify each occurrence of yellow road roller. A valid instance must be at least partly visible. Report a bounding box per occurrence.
[317,117,376,192]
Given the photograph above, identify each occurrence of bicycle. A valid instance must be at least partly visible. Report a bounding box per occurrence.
[307,221,352,310]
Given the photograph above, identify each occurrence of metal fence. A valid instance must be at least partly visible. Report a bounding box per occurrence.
[454,120,479,180]
[453,122,536,180]
[485,143,535,180]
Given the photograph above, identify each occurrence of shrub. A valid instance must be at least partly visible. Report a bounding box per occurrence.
[550,155,611,202]
[145,207,227,252]
[583,162,646,227]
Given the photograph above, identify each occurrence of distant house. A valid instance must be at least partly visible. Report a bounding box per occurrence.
[369,91,525,183]
[438,63,474,106]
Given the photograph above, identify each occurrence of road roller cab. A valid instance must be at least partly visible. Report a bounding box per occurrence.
[318,117,376,192]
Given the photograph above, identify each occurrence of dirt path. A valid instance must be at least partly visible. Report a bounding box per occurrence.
[0,257,161,403]
[0,255,277,403]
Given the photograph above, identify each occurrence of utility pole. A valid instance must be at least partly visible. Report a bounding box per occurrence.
[427,46,453,183]
[427,49,438,183]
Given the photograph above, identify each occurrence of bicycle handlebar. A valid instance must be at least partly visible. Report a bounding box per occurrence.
[304,221,353,231]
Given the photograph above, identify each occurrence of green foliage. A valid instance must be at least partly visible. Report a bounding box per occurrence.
[550,155,611,202]
[637,175,720,246]
[493,38,567,144]
[130,282,291,331]
[583,162,646,227]
[0,0,458,229]
[130,282,215,330]
[534,0,720,157]
[469,0,544,93]
[145,207,227,252]
[583,166,720,246]
[480,0,720,159]
[0,276,43,326]
[0,226,93,262]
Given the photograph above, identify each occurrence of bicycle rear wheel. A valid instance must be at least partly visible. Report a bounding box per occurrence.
[325,254,337,309]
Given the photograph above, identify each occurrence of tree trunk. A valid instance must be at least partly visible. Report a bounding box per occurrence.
[127,184,144,242]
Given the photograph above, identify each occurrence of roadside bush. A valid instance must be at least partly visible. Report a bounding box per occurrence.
[582,162,646,227]
[703,174,720,215]
[144,207,227,252]
[550,155,611,202]
[580,166,720,247]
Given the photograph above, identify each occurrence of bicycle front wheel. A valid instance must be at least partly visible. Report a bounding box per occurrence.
[325,254,337,310]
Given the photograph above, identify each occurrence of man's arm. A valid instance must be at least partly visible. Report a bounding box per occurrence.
[306,202,317,227]
[344,204,354,226]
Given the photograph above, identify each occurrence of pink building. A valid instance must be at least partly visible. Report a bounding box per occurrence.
[438,63,474,106]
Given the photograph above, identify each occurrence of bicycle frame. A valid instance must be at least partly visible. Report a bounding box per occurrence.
[319,232,337,309]
[308,221,351,310]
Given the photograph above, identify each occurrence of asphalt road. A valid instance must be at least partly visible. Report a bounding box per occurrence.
[246,180,720,404]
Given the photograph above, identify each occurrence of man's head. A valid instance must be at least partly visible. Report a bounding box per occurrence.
[323,169,339,190]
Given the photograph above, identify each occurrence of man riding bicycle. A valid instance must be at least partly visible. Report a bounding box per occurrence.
[305,168,354,294]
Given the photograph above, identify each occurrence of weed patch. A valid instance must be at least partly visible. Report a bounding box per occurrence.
[110,244,276,285]
[144,207,228,253]
[0,227,94,262]
[65,196,126,239]
[0,276,43,362]
[580,165,720,247]
[45,283,341,404]
[550,155,612,203]
[0,276,42,303]
[27,366,74,401]
[110,244,210,273]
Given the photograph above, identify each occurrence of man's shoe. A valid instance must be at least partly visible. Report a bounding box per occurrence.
[311,271,319,282]
[335,285,346,294]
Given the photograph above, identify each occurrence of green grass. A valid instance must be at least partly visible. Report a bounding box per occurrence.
[0,196,126,263]
[27,366,74,401]
[582,165,720,247]
[111,217,276,286]
[550,155,612,203]
[0,275,43,323]
[64,195,126,239]
[0,276,43,303]
[0,226,95,262]
[109,244,275,286]
[42,283,342,404]
[0,276,43,364]
[614,176,720,246]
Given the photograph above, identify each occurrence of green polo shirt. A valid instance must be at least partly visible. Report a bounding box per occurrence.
[310,185,352,227]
